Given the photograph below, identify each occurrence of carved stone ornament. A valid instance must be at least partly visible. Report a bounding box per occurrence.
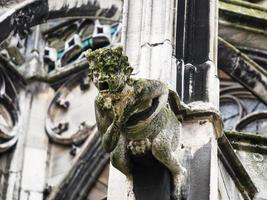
[87,47,188,199]
[0,65,21,153]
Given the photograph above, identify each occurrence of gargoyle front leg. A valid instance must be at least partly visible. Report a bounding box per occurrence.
[151,124,186,200]
[101,120,121,153]
[101,108,126,153]
[110,136,131,176]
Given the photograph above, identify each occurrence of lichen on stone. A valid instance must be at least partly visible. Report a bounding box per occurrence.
[86,47,133,80]
[87,47,187,199]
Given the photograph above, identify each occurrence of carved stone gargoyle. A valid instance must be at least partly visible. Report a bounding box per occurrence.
[87,47,187,200]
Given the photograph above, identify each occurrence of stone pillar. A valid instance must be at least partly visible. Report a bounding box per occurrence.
[176,0,222,200]
[176,0,219,107]
[175,0,221,199]
[121,0,177,89]
[107,0,221,199]
[108,0,177,199]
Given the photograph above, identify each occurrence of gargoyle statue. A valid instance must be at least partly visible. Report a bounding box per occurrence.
[87,47,186,200]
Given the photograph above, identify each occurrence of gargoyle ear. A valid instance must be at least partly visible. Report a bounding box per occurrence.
[115,46,123,54]
[86,49,93,62]
[124,67,133,76]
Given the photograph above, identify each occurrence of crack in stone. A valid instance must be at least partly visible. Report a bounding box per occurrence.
[141,39,171,48]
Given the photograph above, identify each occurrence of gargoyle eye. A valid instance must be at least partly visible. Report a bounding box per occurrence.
[93,72,99,78]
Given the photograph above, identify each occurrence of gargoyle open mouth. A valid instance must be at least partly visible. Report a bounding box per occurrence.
[126,97,159,126]
[99,81,109,91]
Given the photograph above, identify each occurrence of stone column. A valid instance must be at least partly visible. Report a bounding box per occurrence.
[175,0,221,199]
[121,0,177,89]
[107,0,221,199]
[108,0,177,199]
[176,0,219,107]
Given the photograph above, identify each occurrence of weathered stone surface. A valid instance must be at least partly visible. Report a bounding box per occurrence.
[87,47,186,199]
[218,38,267,104]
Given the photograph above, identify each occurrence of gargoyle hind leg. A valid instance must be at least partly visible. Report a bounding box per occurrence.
[151,124,186,200]
[110,136,131,176]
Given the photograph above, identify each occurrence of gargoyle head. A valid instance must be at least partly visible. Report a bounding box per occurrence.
[87,47,133,93]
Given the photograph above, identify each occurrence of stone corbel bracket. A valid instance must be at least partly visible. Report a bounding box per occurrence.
[168,93,223,200]
[181,102,223,138]
[169,90,223,139]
